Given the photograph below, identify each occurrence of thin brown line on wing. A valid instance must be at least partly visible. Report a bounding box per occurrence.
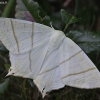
[39,50,82,75]
[24,23,25,31]
[29,50,32,71]
[32,23,34,47]
[10,19,20,52]
[29,23,34,71]
[60,50,82,65]
[62,68,96,79]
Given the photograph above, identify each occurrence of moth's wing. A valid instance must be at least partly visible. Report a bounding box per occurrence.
[0,18,54,54]
[0,18,54,79]
[34,31,65,97]
[0,18,32,54]
[7,37,50,79]
[34,32,100,97]
[60,37,100,89]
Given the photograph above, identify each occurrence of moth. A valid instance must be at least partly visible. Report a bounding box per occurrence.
[0,18,100,97]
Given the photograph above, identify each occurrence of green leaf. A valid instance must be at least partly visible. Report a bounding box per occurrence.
[0,78,10,95]
[67,30,100,53]
[60,9,82,31]
[22,0,50,26]
[5,64,10,71]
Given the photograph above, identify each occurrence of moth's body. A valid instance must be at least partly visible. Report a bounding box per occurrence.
[0,18,100,97]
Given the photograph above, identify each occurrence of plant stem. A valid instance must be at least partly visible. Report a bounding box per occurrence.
[1,0,16,17]
[63,24,69,32]
[63,16,74,32]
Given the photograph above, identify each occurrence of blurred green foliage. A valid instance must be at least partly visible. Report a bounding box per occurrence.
[0,78,10,95]
[0,0,100,100]
[22,0,51,26]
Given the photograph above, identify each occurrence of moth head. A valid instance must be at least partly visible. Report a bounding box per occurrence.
[55,30,65,35]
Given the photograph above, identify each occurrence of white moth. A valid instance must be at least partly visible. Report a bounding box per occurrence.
[0,18,100,97]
